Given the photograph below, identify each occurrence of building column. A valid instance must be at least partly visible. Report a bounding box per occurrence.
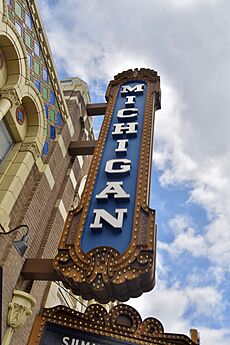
[0,89,21,122]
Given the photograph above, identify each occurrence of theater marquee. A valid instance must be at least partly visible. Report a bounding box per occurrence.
[54,68,161,303]
[28,304,197,345]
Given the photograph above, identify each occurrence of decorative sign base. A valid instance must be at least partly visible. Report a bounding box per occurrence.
[54,68,161,303]
[28,304,198,345]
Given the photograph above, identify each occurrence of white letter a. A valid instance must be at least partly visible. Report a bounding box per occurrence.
[90,209,127,231]
[96,182,130,200]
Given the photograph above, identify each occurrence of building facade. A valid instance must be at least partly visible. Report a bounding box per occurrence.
[0,1,95,344]
[0,1,200,345]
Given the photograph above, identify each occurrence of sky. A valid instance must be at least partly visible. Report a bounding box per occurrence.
[37,0,230,344]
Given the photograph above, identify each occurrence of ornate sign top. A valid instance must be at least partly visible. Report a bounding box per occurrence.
[28,304,198,345]
[54,68,161,303]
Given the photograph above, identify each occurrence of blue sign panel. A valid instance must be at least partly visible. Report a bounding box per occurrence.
[81,81,146,254]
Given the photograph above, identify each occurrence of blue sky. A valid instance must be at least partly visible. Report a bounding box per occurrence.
[37,0,230,343]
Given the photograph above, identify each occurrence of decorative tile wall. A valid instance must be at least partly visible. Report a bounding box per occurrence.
[7,0,64,158]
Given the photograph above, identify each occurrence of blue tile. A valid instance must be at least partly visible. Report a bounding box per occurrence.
[50,90,56,105]
[34,79,40,92]
[15,22,22,36]
[56,112,63,126]
[34,42,40,56]
[43,68,48,82]
[27,53,32,67]
[25,13,32,29]
[50,125,56,139]
[45,105,49,119]
[42,141,49,155]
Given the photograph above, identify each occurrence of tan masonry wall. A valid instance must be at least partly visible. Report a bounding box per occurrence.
[0,2,47,230]
[1,79,94,345]
[0,1,95,343]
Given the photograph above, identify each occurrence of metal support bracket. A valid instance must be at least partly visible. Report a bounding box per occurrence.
[21,259,59,281]
[86,103,107,116]
[68,140,96,156]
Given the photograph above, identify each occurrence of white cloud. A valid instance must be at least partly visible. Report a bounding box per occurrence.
[37,0,230,342]
[153,81,230,270]
[198,327,230,345]
[187,265,225,287]
[159,214,207,257]
[185,286,223,317]
[130,280,224,345]
[160,230,207,257]
[168,0,221,8]
[160,211,230,271]
[130,283,189,334]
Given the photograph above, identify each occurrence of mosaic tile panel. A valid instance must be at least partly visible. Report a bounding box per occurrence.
[6,0,64,159]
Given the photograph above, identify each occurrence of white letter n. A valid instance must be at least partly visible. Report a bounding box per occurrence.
[90,209,127,231]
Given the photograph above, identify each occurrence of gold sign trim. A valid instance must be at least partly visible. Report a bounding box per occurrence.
[54,68,160,303]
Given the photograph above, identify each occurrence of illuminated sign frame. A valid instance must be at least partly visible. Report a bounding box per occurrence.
[54,68,161,303]
[28,304,197,345]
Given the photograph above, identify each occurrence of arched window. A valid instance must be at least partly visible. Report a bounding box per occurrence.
[0,119,13,164]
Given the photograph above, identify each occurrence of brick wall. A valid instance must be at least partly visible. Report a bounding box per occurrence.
[0,85,94,344]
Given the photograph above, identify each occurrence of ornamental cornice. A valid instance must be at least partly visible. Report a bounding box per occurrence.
[20,142,40,159]
[0,89,20,106]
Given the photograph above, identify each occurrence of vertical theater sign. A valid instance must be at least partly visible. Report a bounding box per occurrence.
[54,68,161,303]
